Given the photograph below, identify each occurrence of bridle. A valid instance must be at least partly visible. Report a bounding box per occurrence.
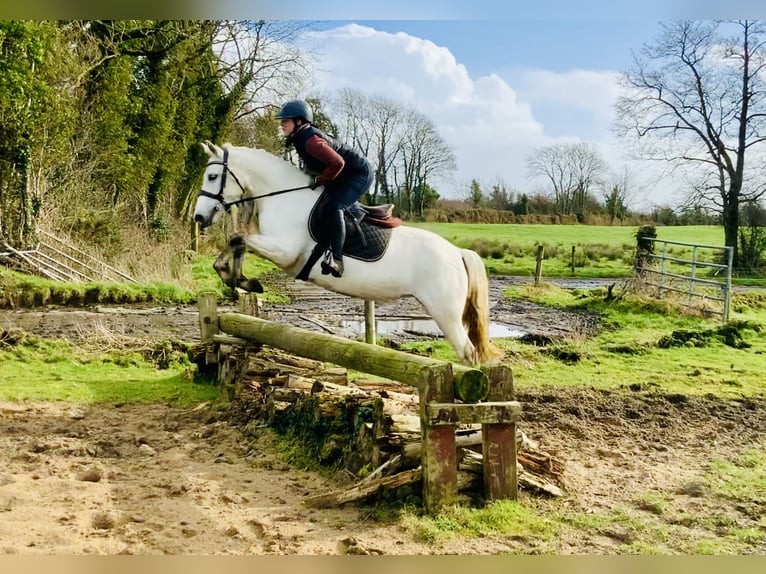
[198,148,311,214]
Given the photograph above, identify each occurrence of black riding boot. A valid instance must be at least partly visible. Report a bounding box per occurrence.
[321,209,345,278]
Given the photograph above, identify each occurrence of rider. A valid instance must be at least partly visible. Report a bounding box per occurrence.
[277,99,373,278]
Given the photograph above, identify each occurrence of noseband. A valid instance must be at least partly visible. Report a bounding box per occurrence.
[197,148,248,214]
[197,148,312,213]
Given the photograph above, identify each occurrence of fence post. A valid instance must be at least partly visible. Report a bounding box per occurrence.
[481,365,517,500]
[238,292,260,317]
[364,300,376,345]
[198,292,219,366]
[420,364,457,513]
[570,245,576,274]
[191,220,199,252]
[534,245,545,286]
[658,242,668,297]
[724,246,733,323]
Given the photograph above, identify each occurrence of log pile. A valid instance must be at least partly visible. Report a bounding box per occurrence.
[227,345,565,507]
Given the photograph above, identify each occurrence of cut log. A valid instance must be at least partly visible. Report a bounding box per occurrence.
[303,468,423,508]
[401,429,484,469]
[460,450,563,497]
[358,454,403,485]
[311,380,367,396]
[517,450,565,478]
[265,399,291,426]
[264,387,307,402]
[285,374,316,390]
[388,413,421,435]
[218,313,489,402]
[351,379,418,395]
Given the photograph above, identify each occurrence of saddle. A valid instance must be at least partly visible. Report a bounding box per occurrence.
[295,194,402,280]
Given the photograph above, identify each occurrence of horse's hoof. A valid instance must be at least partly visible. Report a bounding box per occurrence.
[239,278,264,293]
[229,235,246,249]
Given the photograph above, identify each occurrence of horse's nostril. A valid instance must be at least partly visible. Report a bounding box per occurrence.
[194,214,205,224]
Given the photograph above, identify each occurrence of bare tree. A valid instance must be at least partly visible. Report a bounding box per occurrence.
[614,20,766,266]
[333,89,406,203]
[397,108,456,218]
[526,142,606,219]
[213,20,314,122]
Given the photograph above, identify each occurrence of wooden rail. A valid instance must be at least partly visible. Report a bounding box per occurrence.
[197,293,520,513]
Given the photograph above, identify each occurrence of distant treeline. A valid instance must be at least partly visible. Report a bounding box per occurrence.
[420,199,732,227]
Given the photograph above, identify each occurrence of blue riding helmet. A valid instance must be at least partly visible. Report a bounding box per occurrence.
[277,99,313,123]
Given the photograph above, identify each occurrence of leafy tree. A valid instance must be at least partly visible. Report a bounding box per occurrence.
[468,179,484,209]
[604,167,636,225]
[0,21,58,246]
[488,181,512,211]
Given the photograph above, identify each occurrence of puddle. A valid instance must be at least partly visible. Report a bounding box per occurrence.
[340,318,526,339]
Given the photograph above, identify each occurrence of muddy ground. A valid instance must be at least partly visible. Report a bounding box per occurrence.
[0,276,765,555]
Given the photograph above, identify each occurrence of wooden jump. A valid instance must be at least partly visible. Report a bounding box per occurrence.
[198,292,520,513]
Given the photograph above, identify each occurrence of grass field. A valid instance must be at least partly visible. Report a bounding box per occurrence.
[410,223,725,247]
[409,223,752,280]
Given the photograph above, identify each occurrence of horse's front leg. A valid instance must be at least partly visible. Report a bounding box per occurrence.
[213,236,264,293]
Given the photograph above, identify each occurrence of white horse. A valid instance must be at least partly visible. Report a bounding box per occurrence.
[193,142,502,366]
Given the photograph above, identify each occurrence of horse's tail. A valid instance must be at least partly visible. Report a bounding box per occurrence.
[461,249,504,365]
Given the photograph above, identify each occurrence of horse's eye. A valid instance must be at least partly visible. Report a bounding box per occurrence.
[208,173,219,181]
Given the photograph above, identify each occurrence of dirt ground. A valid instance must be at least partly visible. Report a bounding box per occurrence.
[1,276,765,555]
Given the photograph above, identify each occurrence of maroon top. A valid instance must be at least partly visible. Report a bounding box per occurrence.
[302,131,345,185]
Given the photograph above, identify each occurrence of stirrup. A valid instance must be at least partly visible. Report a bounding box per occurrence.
[321,253,343,277]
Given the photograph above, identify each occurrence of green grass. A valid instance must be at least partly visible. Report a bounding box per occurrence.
[0,250,288,309]
[411,222,725,249]
[708,448,766,505]
[0,336,219,406]
[389,281,766,553]
[394,449,766,555]
[408,223,762,282]
[403,282,766,398]
[400,500,557,549]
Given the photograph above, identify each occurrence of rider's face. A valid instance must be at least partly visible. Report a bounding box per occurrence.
[280,119,296,136]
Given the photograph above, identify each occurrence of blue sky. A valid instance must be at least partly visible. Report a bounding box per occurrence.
[313,20,662,74]
[294,19,676,208]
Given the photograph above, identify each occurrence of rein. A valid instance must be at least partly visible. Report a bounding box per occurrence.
[198,148,311,212]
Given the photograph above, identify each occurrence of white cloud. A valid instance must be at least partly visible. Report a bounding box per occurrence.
[298,23,675,207]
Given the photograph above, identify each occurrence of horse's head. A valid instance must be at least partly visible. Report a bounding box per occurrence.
[193,141,248,230]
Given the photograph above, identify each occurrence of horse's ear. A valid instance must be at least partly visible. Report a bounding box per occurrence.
[201,140,223,158]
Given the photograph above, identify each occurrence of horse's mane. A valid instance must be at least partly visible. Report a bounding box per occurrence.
[224,143,311,188]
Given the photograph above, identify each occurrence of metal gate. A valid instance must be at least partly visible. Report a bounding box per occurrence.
[635,237,733,323]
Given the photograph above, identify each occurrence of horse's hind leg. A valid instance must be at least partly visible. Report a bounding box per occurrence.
[418,294,477,365]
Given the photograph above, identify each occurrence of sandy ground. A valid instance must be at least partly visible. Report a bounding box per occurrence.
[1,276,765,554]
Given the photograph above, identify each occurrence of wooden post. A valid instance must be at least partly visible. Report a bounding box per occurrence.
[190,220,199,252]
[571,245,576,274]
[238,292,259,317]
[420,363,457,513]
[364,300,376,345]
[534,245,544,286]
[481,364,518,500]
[198,292,219,366]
